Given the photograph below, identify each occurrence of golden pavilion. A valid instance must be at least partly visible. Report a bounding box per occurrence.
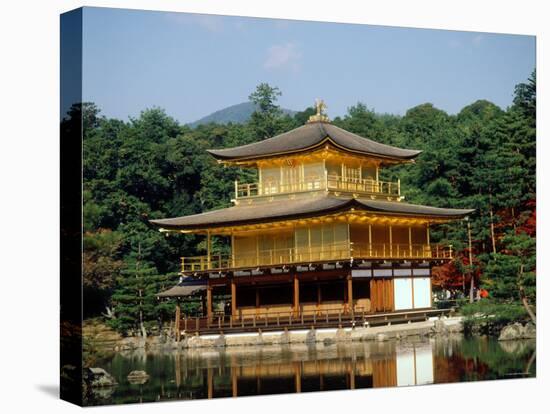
[151,101,473,337]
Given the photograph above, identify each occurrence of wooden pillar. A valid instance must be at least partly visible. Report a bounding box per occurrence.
[258,167,263,195]
[317,283,322,305]
[347,275,353,313]
[255,234,260,267]
[231,233,235,268]
[426,223,431,258]
[280,164,284,192]
[368,224,372,257]
[206,285,212,321]
[389,225,393,257]
[231,279,237,319]
[408,226,413,257]
[426,223,430,244]
[293,274,300,317]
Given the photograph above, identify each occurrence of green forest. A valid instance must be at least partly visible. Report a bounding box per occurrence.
[70,71,536,335]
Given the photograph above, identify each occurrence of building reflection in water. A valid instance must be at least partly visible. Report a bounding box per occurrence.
[170,340,435,399]
[86,335,535,405]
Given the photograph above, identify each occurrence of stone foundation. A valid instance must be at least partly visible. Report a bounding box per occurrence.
[166,317,464,349]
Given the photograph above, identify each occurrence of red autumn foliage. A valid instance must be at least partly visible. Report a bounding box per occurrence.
[432,199,535,292]
[516,199,536,237]
[432,250,482,291]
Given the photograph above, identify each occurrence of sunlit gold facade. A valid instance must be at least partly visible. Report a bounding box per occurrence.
[154,105,472,333]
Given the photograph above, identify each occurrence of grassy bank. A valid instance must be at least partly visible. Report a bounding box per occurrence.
[458,300,531,335]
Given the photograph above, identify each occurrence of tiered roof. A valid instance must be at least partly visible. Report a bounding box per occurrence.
[207,121,421,163]
[150,102,473,232]
[150,196,473,232]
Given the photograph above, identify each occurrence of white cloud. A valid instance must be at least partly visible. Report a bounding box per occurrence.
[263,43,302,72]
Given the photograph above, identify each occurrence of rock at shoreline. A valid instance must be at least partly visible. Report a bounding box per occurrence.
[127,370,149,385]
[214,334,226,348]
[335,328,349,342]
[432,320,448,335]
[305,329,317,344]
[498,322,536,341]
[84,367,117,388]
[523,322,536,339]
[278,330,291,345]
[119,336,146,351]
[498,323,523,341]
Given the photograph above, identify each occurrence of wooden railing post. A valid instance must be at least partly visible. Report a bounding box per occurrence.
[234,180,238,199]
[231,279,237,319]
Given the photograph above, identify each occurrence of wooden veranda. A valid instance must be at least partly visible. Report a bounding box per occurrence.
[173,307,450,340]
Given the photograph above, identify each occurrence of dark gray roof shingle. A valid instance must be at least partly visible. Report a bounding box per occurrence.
[207,121,421,161]
[149,195,474,231]
[157,281,207,298]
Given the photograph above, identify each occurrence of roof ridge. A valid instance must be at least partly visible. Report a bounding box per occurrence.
[327,123,421,155]
[207,123,312,154]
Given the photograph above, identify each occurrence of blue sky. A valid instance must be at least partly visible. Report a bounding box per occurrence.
[82,7,535,124]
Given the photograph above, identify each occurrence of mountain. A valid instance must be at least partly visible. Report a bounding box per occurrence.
[188,101,297,127]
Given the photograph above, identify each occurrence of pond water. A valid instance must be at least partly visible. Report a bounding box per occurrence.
[85,335,536,405]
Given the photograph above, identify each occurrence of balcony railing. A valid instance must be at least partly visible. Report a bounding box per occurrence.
[235,175,400,199]
[181,242,453,273]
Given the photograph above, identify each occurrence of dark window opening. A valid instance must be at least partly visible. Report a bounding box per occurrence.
[259,284,292,305]
[321,281,345,302]
[236,286,256,307]
[353,280,371,300]
[300,282,318,303]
